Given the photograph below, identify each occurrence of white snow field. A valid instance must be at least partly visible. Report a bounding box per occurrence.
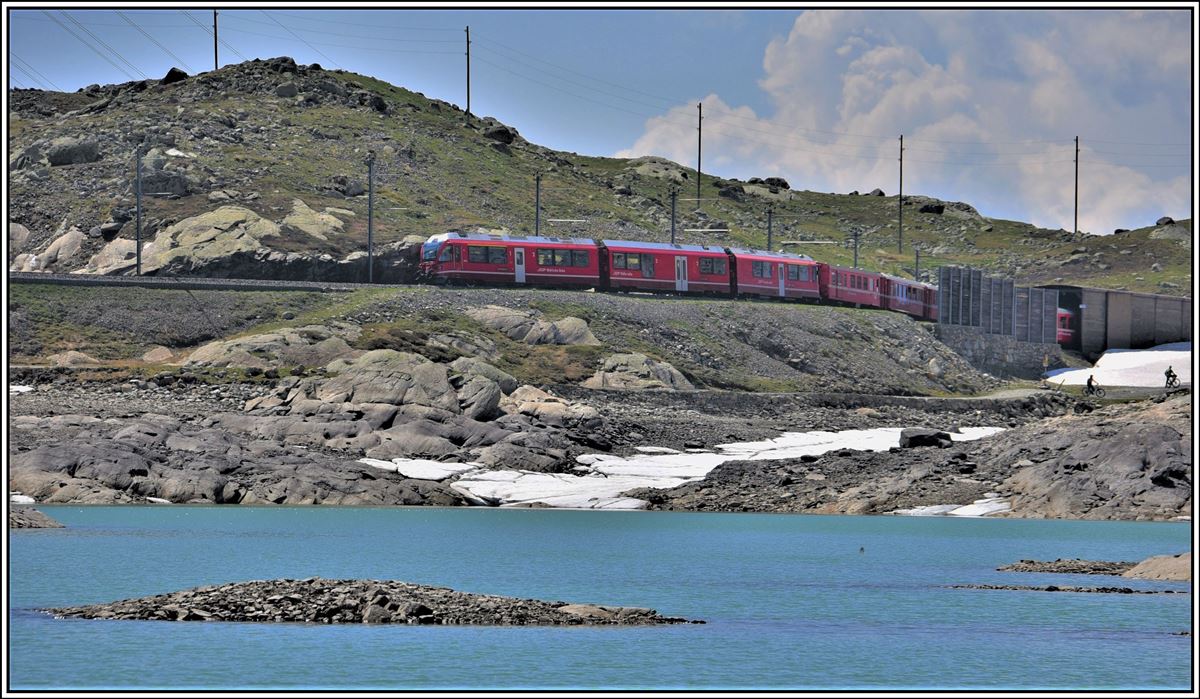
[405,426,1007,510]
[1046,342,1191,387]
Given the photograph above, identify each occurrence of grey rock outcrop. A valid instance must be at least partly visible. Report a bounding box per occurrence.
[582,353,694,391]
[465,306,600,345]
[187,324,362,370]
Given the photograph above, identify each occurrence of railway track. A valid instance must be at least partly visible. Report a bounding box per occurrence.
[8,272,373,293]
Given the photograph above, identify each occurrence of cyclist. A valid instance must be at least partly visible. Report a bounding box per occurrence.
[1165,366,1179,388]
[1085,374,1099,396]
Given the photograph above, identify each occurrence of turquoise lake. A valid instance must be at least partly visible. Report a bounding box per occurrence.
[7,506,1193,690]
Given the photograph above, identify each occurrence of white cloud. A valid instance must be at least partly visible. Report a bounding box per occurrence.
[614,9,1192,234]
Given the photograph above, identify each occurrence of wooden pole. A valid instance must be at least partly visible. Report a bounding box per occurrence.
[898,134,904,253]
[465,26,471,122]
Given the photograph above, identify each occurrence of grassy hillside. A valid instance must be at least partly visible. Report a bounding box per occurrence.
[7,56,1191,296]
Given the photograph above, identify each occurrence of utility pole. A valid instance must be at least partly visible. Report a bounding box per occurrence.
[1074,135,1079,235]
[852,229,861,269]
[535,171,541,237]
[465,26,471,122]
[696,102,702,206]
[914,246,921,282]
[213,10,218,71]
[767,206,773,251]
[898,134,904,253]
[366,151,375,283]
[670,188,677,245]
[135,143,142,276]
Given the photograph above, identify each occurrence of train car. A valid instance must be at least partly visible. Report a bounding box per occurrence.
[880,273,938,320]
[419,232,600,288]
[727,248,819,300]
[817,263,882,308]
[600,240,732,294]
[1055,307,1075,345]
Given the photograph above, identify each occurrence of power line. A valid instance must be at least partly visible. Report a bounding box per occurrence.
[260,10,342,69]
[270,9,460,31]
[10,53,61,91]
[62,10,147,79]
[222,26,460,54]
[475,36,677,108]
[116,10,194,73]
[221,15,459,42]
[42,10,138,81]
[10,63,47,90]
[10,75,27,89]
[14,13,196,28]
[179,10,248,63]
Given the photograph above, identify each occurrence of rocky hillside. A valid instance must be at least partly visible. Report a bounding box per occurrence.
[7,57,1192,295]
[9,282,998,396]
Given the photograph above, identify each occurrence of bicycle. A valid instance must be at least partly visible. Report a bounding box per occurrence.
[1165,375,1181,389]
[1085,384,1106,398]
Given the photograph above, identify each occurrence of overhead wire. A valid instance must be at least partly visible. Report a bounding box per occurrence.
[179,10,249,63]
[116,10,194,73]
[222,26,460,54]
[270,10,461,32]
[10,63,46,90]
[42,10,138,81]
[10,53,62,91]
[260,10,342,69]
[61,10,147,79]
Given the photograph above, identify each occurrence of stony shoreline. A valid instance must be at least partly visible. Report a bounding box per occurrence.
[949,584,1186,595]
[997,559,1137,575]
[44,577,701,626]
[8,507,65,529]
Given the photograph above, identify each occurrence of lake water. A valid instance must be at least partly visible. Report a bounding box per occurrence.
[8,506,1192,690]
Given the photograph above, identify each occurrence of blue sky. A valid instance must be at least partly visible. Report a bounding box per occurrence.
[6,7,1194,234]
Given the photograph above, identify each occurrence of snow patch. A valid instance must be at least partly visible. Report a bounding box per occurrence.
[359,458,480,482]
[9,385,33,395]
[1046,342,1191,387]
[451,426,1006,510]
[146,497,172,504]
[10,494,35,504]
[894,496,1012,518]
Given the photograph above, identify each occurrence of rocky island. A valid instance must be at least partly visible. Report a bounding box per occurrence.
[45,577,700,626]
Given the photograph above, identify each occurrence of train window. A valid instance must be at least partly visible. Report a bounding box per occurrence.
[439,245,453,262]
[626,253,641,269]
[613,253,626,269]
[796,266,810,282]
[714,257,726,275]
[787,264,800,281]
[641,254,655,277]
[468,245,488,263]
[699,257,713,274]
[752,261,772,278]
[488,247,507,264]
[536,249,554,266]
[572,250,590,267]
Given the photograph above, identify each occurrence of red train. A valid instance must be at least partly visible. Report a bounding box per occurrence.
[419,232,939,321]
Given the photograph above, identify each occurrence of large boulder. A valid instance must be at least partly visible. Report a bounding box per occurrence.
[46,137,100,166]
[581,353,694,391]
[159,67,188,85]
[499,385,602,428]
[9,222,31,255]
[11,227,86,272]
[46,351,100,367]
[899,428,953,448]
[483,125,518,144]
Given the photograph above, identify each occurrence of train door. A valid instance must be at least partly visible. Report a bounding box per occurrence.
[514,248,526,284]
[777,263,786,297]
[674,256,688,292]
